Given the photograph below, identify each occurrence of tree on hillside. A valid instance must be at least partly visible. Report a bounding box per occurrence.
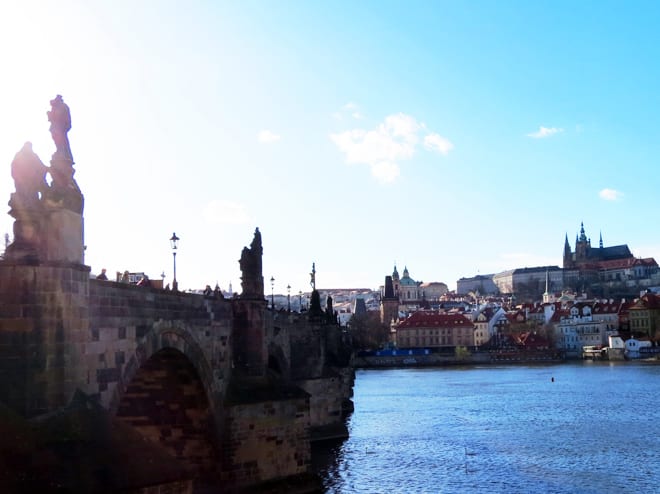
[348,311,390,351]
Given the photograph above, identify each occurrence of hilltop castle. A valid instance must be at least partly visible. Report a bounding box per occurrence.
[458,223,659,300]
[563,222,633,270]
[561,222,657,291]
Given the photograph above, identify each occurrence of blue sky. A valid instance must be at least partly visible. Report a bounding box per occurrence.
[2,1,660,293]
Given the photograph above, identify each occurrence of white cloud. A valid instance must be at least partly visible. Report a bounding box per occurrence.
[424,133,454,155]
[599,188,623,201]
[203,200,251,225]
[384,113,422,139]
[257,130,281,143]
[330,112,452,182]
[527,126,564,138]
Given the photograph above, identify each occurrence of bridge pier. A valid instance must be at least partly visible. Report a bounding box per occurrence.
[0,261,91,418]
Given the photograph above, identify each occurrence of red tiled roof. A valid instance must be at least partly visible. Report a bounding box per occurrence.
[396,311,473,329]
[516,331,550,349]
[592,302,619,314]
[549,308,569,323]
[597,257,658,270]
[505,310,526,323]
[630,293,660,310]
[618,300,633,315]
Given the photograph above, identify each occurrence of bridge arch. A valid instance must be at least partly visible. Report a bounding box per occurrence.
[109,324,221,477]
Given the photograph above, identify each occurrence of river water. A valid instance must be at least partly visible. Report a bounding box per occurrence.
[313,362,660,494]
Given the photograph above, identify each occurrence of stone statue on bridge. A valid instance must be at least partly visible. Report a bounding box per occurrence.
[9,142,48,210]
[239,228,264,299]
[310,262,316,291]
[5,142,49,259]
[48,94,73,161]
[4,96,85,262]
[45,95,83,213]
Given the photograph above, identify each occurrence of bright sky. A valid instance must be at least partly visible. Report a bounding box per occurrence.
[2,1,660,294]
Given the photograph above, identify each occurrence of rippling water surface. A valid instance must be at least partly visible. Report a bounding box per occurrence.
[313,362,660,493]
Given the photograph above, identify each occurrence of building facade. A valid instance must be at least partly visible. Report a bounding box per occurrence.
[394,311,475,349]
[492,266,563,300]
[553,303,616,356]
[456,274,498,295]
[472,306,507,346]
[628,292,660,342]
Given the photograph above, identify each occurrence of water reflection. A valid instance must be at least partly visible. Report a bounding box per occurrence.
[313,362,660,493]
[312,438,347,492]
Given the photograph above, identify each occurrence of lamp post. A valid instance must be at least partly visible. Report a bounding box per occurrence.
[270,276,275,309]
[298,290,303,312]
[287,284,291,312]
[170,232,179,291]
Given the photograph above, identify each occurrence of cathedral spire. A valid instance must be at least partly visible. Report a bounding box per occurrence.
[599,231,603,249]
[579,222,587,242]
[563,233,572,269]
[543,269,551,303]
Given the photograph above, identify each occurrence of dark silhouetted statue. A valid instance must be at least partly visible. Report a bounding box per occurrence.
[239,228,264,298]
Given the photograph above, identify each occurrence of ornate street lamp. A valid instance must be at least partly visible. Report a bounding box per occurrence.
[270,276,275,309]
[170,232,179,291]
[287,284,291,312]
[298,290,303,312]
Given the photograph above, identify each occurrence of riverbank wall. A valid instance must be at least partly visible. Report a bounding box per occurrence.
[354,350,564,368]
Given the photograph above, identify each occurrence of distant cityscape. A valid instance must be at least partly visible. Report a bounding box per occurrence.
[262,222,660,362]
[28,220,658,361]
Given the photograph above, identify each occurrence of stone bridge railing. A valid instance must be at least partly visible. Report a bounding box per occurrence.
[0,261,233,419]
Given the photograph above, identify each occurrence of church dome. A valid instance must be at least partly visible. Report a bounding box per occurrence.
[399,266,416,286]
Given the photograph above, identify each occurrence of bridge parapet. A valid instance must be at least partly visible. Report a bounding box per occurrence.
[87,279,233,415]
[0,261,234,419]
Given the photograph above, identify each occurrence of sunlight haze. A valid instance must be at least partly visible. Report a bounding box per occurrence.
[2,0,660,294]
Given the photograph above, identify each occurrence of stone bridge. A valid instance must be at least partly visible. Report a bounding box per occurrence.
[0,97,353,493]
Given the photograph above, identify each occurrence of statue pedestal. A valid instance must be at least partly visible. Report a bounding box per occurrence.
[43,206,84,264]
[4,195,42,261]
[5,195,84,265]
